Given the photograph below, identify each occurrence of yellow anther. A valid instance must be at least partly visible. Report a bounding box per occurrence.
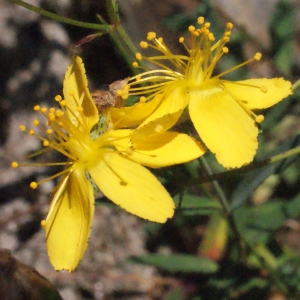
[33,119,39,126]
[254,52,262,61]
[255,115,264,123]
[34,105,40,111]
[204,22,211,28]
[188,25,196,33]
[157,37,163,43]
[68,90,75,96]
[46,129,53,134]
[49,108,55,113]
[223,36,230,43]
[29,130,35,135]
[208,33,215,41]
[192,31,199,37]
[11,162,18,168]
[55,95,62,101]
[197,16,205,24]
[124,84,130,90]
[179,37,184,43]
[19,125,26,131]
[41,107,47,113]
[116,90,123,96]
[225,31,231,37]
[60,100,66,107]
[43,140,49,147]
[30,182,38,189]
[227,22,233,29]
[41,220,46,228]
[48,113,55,122]
[56,110,64,117]
[139,96,146,103]
[136,53,142,61]
[132,61,139,68]
[77,106,83,112]
[260,86,268,93]
[222,47,229,53]
[147,32,156,41]
[140,41,148,49]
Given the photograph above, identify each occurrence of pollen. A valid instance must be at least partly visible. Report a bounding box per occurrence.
[188,25,196,33]
[227,23,233,29]
[41,220,46,228]
[60,100,66,107]
[139,96,146,103]
[30,182,38,189]
[147,32,156,41]
[140,41,148,49]
[255,115,264,123]
[55,95,62,101]
[43,140,50,147]
[197,16,205,24]
[33,119,39,126]
[254,52,262,61]
[136,53,142,61]
[11,161,18,168]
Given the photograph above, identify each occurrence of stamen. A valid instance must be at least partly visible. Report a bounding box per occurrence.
[30,182,38,189]
[11,161,18,168]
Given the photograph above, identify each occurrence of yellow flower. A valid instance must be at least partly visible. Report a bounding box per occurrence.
[116,17,292,168]
[12,55,205,271]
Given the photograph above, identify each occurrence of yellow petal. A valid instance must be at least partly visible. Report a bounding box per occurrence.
[140,83,190,126]
[129,132,205,168]
[189,88,258,168]
[108,95,161,128]
[43,168,94,271]
[63,55,98,131]
[88,152,175,223]
[131,110,183,144]
[222,78,292,109]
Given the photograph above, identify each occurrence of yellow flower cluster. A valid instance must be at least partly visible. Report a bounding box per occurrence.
[114,17,292,168]
[12,17,292,272]
[12,55,204,271]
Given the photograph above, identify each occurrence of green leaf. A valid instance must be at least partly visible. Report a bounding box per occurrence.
[230,135,300,210]
[129,254,218,274]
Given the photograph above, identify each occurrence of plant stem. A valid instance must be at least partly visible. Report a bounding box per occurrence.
[189,145,300,187]
[292,78,300,91]
[200,157,289,294]
[9,0,113,31]
[103,0,149,73]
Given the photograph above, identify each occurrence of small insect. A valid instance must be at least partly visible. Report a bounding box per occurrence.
[91,78,128,112]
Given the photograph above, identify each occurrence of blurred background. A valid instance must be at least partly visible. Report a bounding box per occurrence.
[0,0,300,299]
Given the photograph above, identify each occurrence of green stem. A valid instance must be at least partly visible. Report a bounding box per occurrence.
[292,78,300,91]
[189,145,300,187]
[200,156,289,294]
[104,0,149,73]
[9,0,113,31]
